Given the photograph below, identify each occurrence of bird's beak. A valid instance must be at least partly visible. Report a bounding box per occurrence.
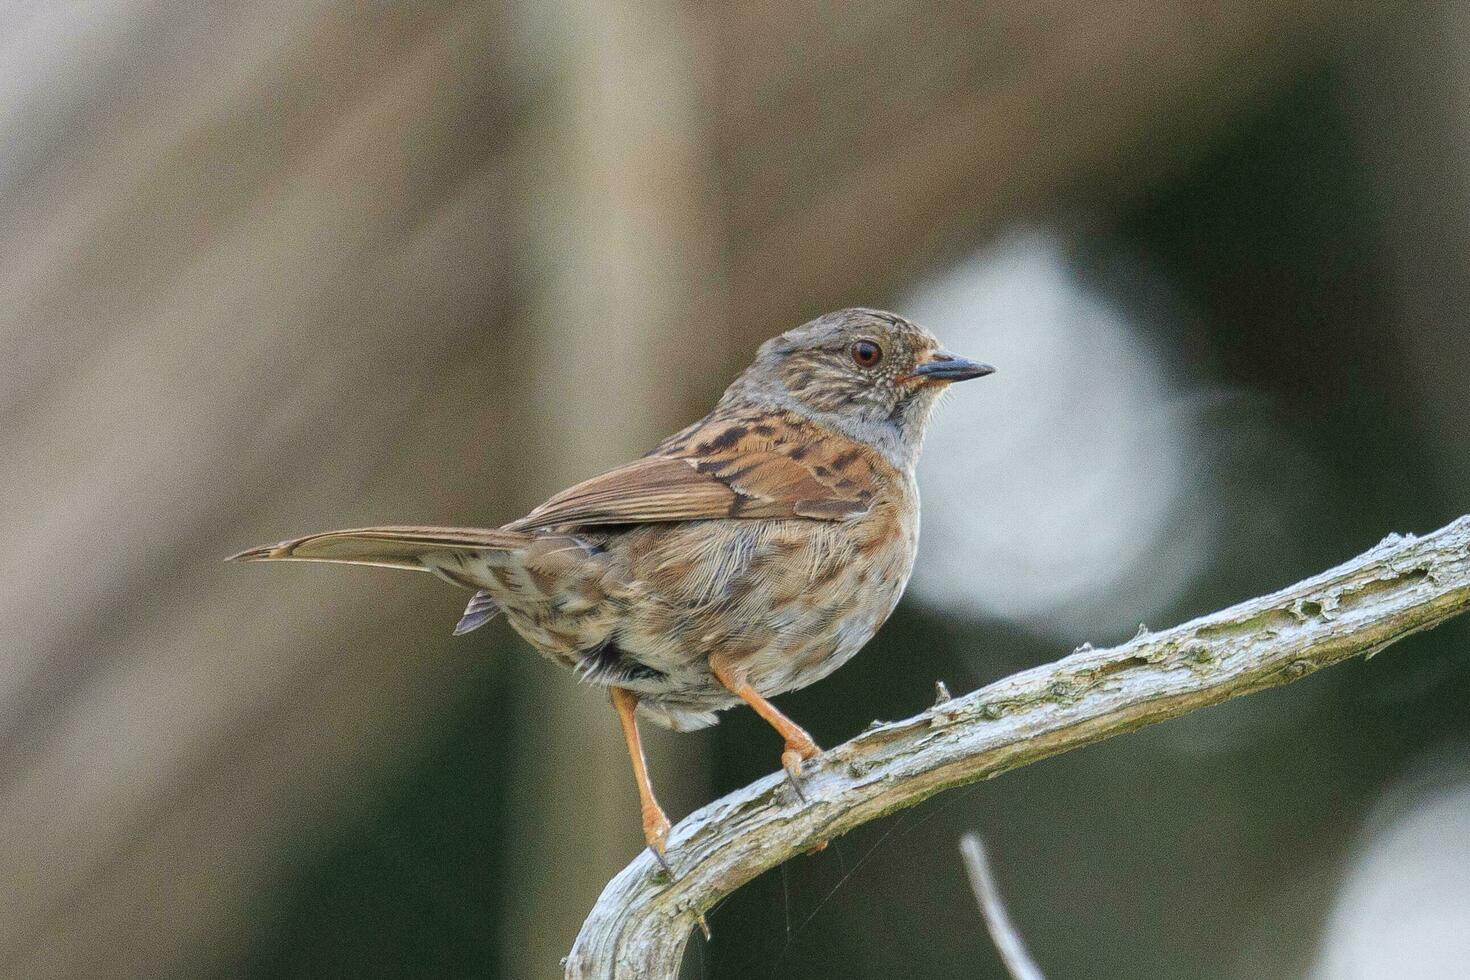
[909,350,995,383]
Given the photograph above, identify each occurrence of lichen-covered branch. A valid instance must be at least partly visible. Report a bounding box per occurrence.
[565,517,1470,979]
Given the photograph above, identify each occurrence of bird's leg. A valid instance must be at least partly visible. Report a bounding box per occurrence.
[709,658,821,785]
[611,686,673,871]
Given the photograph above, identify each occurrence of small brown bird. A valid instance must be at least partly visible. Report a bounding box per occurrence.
[230,308,992,863]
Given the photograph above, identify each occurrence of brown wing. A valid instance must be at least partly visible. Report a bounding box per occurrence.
[505,411,880,532]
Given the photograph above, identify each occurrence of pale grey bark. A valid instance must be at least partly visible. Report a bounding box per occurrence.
[566,515,1470,979]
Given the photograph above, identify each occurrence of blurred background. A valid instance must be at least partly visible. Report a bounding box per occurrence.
[4,1,1470,977]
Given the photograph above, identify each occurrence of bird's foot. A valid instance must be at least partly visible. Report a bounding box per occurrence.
[643,805,673,874]
[780,731,821,777]
[780,732,822,802]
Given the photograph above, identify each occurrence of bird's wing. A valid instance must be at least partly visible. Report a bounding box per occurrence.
[506,415,879,531]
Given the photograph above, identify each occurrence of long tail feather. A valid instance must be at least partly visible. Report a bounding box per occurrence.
[226,525,529,572]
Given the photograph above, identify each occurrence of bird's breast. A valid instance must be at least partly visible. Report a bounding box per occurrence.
[488,474,920,708]
[759,491,918,694]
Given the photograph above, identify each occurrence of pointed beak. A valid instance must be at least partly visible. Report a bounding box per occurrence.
[910,351,995,383]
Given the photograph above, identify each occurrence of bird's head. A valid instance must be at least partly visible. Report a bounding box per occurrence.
[724,308,994,469]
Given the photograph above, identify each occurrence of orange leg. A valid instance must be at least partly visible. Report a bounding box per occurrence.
[611,686,673,869]
[710,658,821,780]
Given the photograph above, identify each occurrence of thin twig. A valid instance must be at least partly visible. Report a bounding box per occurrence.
[959,833,1045,980]
[565,517,1470,979]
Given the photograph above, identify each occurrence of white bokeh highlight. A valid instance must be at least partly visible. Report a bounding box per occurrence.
[1310,779,1470,980]
[902,229,1217,639]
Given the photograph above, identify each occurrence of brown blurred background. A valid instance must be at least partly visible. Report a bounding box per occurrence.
[5,1,1470,977]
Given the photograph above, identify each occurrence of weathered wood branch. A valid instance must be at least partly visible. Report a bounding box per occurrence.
[565,516,1470,979]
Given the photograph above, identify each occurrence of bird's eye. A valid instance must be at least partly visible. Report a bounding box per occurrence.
[850,340,883,367]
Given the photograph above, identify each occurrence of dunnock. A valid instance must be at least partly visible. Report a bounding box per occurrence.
[231,308,993,863]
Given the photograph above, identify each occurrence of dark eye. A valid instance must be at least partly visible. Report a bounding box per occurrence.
[850,339,883,367]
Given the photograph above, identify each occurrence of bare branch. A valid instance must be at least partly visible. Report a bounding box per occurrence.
[565,517,1470,979]
[959,833,1045,980]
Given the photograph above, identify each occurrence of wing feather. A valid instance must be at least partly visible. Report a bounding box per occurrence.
[506,413,879,531]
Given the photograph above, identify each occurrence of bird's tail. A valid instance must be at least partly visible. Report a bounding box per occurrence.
[229,525,544,635]
[227,525,529,574]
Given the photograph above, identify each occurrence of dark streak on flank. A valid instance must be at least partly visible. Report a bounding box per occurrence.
[810,561,847,590]
[525,564,559,595]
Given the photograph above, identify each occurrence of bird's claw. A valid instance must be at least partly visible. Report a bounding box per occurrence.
[783,764,809,803]
[643,807,673,874]
[780,735,821,803]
